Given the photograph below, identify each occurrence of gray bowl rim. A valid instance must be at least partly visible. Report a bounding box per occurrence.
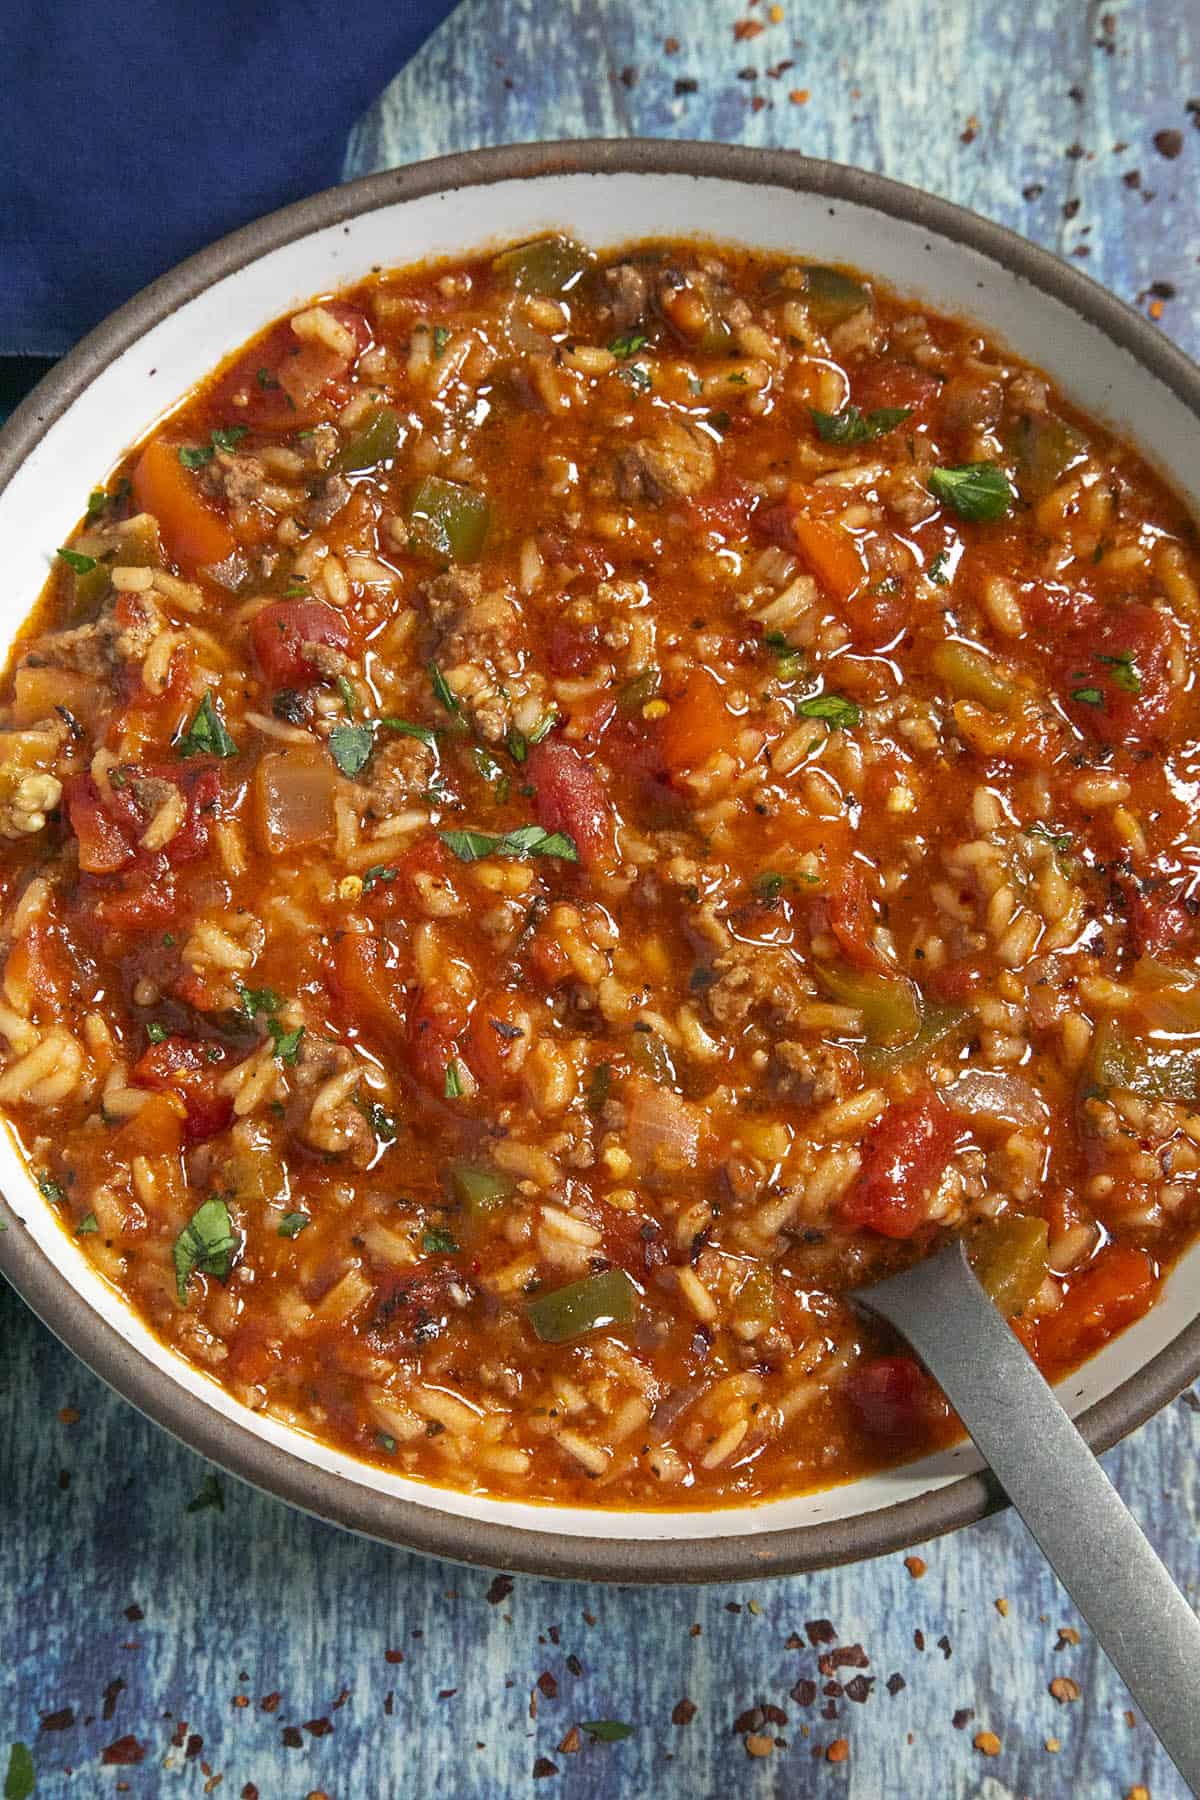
[2,136,1199,1585]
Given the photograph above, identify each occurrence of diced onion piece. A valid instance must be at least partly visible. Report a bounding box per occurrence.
[254,747,337,854]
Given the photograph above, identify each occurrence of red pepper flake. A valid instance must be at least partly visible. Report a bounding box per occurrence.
[232,1695,249,1709]
[185,1734,203,1760]
[791,1679,817,1707]
[58,1407,80,1424]
[844,1677,874,1704]
[101,1736,145,1766]
[304,1717,334,1737]
[749,94,768,113]
[1056,1626,1082,1649]
[913,1629,925,1651]
[960,119,978,145]
[281,1726,304,1749]
[383,1693,394,1716]
[618,65,636,88]
[241,1787,259,1799]
[952,1708,975,1730]
[788,89,810,104]
[734,18,765,40]
[565,1655,583,1679]
[827,1738,850,1763]
[974,1729,1002,1757]
[547,1627,560,1646]
[672,1697,697,1726]
[486,1574,514,1606]
[663,35,680,53]
[1049,1676,1082,1704]
[1153,128,1184,159]
[384,1649,405,1664]
[886,1674,906,1697]
[936,1635,953,1660]
[101,1678,126,1721]
[171,1721,188,1749]
[124,1604,144,1622]
[820,1701,839,1722]
[583,1611,597,1627]
[558,1726,582,1754]
[532,1757,558,1779]
[805,1619,836,1646]
[39,1707,75,1732]
[537,1673,558,1700]
[437,1690,457,1702]
[331,1688,351,1711]
[259,1693,281,1713]
[820,1646,869,1672]
[688,1623,701,1637]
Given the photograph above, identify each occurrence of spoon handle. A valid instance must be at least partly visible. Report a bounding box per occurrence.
[857,1240,1200,1797]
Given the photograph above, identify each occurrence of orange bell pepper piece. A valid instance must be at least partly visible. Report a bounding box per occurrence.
[789,510,866,603]
[132,437,236,570]
[658,667,734,771]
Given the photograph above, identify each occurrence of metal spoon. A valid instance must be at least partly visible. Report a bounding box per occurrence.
[855,1239,1200,1796]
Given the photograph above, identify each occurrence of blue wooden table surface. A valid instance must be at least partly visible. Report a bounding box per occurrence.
[6,3,1200,1795]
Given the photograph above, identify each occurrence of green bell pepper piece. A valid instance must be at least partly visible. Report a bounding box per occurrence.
[1007,411,1086,502]
[801,266,869,329]
[815,962,921,1047]
[617,667,661,713]
[449,1162,515,1216]
[968,1214,1049,1315]
[1089,1016,1200,1103]
[408,476,491,563]
[527,1267,637,1343]
[931,640,1016,714]
[335,405,401,473]
[492,235,593,295]
[733,1266,775,1325]
[629,1027,676,1085]
[861,1001,969,1072]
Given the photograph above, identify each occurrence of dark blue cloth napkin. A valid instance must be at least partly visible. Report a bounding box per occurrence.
[1,0,455,358]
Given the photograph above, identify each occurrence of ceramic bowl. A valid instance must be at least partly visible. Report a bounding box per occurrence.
[3,140,1199,1582]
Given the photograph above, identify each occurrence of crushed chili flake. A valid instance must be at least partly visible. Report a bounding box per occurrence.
[995,1598,1009,1617]
[1126,1787,1151,1800]
[1055,1625,1082,1649]
[826,1738,849,1763]
[40,1708,75,1732]
[749,94,768,113]
[952,1708,975,1730]
[437,1690,457,1702]
[805,1619,836,1646]
[304,1717,334,1737]
[331,1688,351,1711]
[844,1677,874,1704]
[886,1674,906,1697]
[913,1630,925,1651]
[791,1679,817,1707]
[281,1726,303,1749]
[384,1650,405,1664]
[57,1406,80,1424]
[185,1733,203,1760]
[124,1604,144,1622]
[663,35,679,53]
[232,1696,249,1709]
[672,1698,697,1726]
[259,1693,281,1712]
[1045,1737,1062,1752]
[936,1635,953,1660]
[537,1673,558,1700]
[558,1726,581,1754]
[744,1733,774,1758]
[101,1678,126,1721]
[1022,183,1045,200]
[101,1736,145,1766]
[565,1655,582,1679]
[1125,1710,1138,1728]
[241,1786,259,1799]
[734,17,765,39]
[788,89,810,104]
[1153,128,1184,159]
[1049,1676,1082,1703]
[674,78,698,96]
[486,1574,514,1606]
[974,1729,1002,1756]
[532,1757,558,1779]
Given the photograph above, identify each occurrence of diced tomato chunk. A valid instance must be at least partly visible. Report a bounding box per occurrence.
[1050,599,1178,749]
[526,740,615,868]
[466,991,529,1094]
[1125,883,1196,959]
[64,775,135,874]
[406,987,468,1095]
[687,479,757,538]
[1034,1245,1159,1372]
[359,836,454,923]
[853,360,942,425]
[841,1091,957,1239]
[547,620,602,675]
[824,864,887,973]
[133,1034,233,1143]
[103,762,221,867]
[845,1355,941,1444]
[326,931,407,1056]
[251,600,351,688]
[657,666,734,773]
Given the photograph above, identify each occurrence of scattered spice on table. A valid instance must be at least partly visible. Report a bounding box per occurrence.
[904,1555,927,1579]
[1049,1676,1082,1703]
[973,1730,1002,1757]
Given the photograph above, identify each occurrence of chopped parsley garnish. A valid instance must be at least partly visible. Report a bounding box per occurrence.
[361,864,397,892]
[1097,650,1141,694]
[376,1432,397,1454]
[336,674,357,716]
[146,1021,168,1044]
[428,662,466,726]
[363,1100,397,1141]
[433,325,452,357]
[609,332,648,358]
[619,363,652,393]
[444,1058,464,1099]
[753,871,786,901]
[75,1213,99,1236]
[57,547,97,574]
[728,370,748,385]
[1024,822,1073,853]
[283,580,309,597]
[38,1173,64,1205]
[473,745,510,801]
[809,404,912,445]
[796,692,862,730]
[267,1020,304,1064]
[277,1212,310,1238]
[4,1743,34,1800]
[422,1225,459,1255]
[84,479,128,523]
[256,367,280,390]
[763,631,804,680]
[581,1721,634,1743]
[273,688,308,724]
[329,721,374,777]
[238,984,282,1019]
[178,689,237,759]
[178,425,249,468]
[927,462,1015,522]
[173,1197,238,1304]
[186,1471,225,1513]
[380,718,438,745]
[927,550,950,586]
[1071,685,1104,707]
[507,709,558,764]
[439,824,579,864]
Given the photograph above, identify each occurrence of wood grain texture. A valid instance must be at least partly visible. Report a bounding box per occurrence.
[6,2,1200,1795]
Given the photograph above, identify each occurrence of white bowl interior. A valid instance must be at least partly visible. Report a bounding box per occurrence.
[3,167,1198,1544]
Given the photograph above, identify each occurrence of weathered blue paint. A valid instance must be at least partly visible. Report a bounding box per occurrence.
[6,3,1200,1795]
